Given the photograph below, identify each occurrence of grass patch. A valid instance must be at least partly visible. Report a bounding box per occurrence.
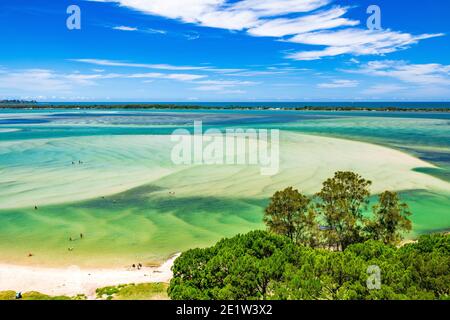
[1,283,168,301]
[0,291,16,300]
[0,291,86,300]
[96,283,169,300]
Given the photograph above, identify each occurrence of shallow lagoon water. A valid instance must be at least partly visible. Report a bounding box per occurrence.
[0,109,449,267]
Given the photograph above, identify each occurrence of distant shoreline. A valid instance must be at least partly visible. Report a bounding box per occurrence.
[1,103,450,112]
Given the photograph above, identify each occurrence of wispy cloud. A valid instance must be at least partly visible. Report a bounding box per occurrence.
[0,66,207,94]
[248,7,358,37]
[184,31,200,40]
[112,25,167,34]
[286,29,443,60]
[0,69,71,92]
[0,69,121,92]
[193,79,257,93]
[362,84,407,95]
[113,25,138,31]
[72,58,252,75]
[228,70,286,77]
[90,0,333,31]
[67,71,206,82]
[317,79,359,88]
[226,66,308,77]
[71,58,208,71]
[145,28,167,34]
[127,72,206,81]
[90,0,443,60]
[347,60,450,86]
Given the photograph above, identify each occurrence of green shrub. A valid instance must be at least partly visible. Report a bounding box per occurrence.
[168,231,450,300]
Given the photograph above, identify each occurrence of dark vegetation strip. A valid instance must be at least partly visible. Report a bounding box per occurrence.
[1,103,450,112]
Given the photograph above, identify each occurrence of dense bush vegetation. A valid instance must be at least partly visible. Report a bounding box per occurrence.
[168,231,450,300]
[168,172,448,300]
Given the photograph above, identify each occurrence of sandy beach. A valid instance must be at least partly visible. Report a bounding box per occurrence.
[0,254,180,299]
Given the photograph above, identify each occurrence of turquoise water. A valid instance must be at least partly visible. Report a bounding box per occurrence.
[31,101,450,109]
[0,109,449,267]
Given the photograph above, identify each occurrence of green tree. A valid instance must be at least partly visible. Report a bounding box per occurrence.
[316,171,372,250]
[366,191,412,245]
[168,230,450,300]
[263,187,319,246]
[168,231,296,300]
[399,234,450,298]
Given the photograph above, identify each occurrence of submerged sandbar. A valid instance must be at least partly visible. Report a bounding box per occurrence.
[0,131,449,267]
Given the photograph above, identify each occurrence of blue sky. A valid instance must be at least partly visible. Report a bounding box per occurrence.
[0,0,449,102]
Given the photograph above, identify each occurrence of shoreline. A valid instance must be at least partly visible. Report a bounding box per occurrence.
[1,104,450,113]
[0,254,180,299]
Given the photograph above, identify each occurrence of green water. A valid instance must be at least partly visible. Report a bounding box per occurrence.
[0,109,449,267]
[0,184,265,267]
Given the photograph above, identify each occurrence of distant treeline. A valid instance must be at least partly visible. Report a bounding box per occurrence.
[1,103,450,112]
[0,100,37,105]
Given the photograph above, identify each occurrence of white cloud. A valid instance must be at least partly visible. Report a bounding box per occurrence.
[71,58,209,71]
[231,0,331,16]
[113,25,138,31]
[72,58,309,79]
[248,7,358,37]
[184,31,200,40]
[348,60,450,86]
[205,68,247,73]
[145,28,167,34]
[74,58,311,78]
[90,0,443,60]
[228,70,286,77]
[362,84,407,95]
[286,29,443,60]
[128,72,206,81]
[0,67,207,94]
[317,79,358,88]
[112,25,167,34]
[71,58,249,74]
[0,69,71,92]
[0,69,120,92]
[90,0,331,30]
[193,79,256,91]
